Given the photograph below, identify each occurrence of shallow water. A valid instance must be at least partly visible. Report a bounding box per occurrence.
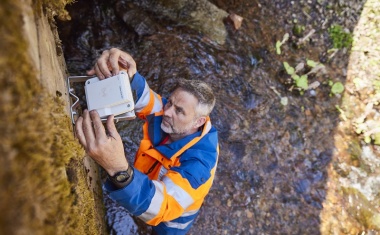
[57,0,369,234]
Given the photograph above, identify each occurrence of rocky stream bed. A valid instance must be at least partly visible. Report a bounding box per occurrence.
[57,0,380,234]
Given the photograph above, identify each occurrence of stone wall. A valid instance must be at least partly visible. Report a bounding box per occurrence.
[0,0,105,234]
[320,0,380,233]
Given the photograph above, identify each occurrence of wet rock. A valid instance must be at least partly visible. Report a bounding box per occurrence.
[244,92,261,110]
[287,123,304,149]
[105,193,151,235]
[245,209,254,218]
[125,0,229,44]
[114,1,158,36]
[294,179,311,194]
[314,150,332,169]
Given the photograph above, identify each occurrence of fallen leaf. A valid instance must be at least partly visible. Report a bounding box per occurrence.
[308,81,320,90]
[228,13,244,30]
[295,62,305,73]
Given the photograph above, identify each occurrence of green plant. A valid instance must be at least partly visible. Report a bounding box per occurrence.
[276,33,289,55]
[306,59,318,68]
[292,25,305,37]
[331,82,345,95]
[283,62,309,92]
[328,24,353,49]
[335,105,348,121]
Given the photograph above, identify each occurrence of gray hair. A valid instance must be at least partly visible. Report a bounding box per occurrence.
[172,79,216,117]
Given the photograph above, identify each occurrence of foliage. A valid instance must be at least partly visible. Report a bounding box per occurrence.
[335,105,347,121]
[328,24,353,49]
[296,75,309,90]
[306,59,318,68]
[283,62,309,92]
[283,61,295,75]
[276,33,289,55]
[292,24,305,37]
[331,82,345,95]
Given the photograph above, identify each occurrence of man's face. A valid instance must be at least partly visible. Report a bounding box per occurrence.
[161,89,199,135]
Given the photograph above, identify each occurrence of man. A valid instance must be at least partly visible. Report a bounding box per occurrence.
[75,48,219,234]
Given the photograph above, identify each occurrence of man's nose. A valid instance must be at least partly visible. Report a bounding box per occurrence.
[164,105,173,117]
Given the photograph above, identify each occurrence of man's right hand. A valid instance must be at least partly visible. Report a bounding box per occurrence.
[75,110,129,176]
[87,48,137,80]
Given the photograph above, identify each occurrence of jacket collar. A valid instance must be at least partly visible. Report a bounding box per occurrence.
[155,117,212,159]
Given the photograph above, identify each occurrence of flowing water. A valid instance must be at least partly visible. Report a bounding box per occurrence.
[57,0,372,234]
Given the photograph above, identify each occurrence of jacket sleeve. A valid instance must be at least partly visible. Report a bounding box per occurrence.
[103,161,217,226]
[103,132,219,226]
[131,72,163,120]
[103,129,219,226]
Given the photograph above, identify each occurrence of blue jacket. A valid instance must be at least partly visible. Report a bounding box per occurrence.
[104,72,219,234]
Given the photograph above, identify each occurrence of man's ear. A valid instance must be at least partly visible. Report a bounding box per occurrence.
[194,116,207,128]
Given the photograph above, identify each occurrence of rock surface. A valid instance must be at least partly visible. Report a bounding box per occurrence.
[0,0,106,234]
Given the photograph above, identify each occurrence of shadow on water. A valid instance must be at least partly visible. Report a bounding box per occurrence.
[57,0,367,234]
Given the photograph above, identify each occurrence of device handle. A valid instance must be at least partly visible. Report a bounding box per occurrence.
[67,75,94,124]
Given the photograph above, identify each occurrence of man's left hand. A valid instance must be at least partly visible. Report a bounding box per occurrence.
[75,110,129,176]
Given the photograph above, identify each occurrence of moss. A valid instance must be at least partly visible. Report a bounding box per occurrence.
[33,0,74,21]
[347,140,361,161]
[0,0,104,234]
[64,159,105,234]
[292,24,305,38]
[342,187,380,230]
[328,24,354,49]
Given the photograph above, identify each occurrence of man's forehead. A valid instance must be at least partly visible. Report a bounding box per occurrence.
[171,88,197,99]
[170,89,198,106]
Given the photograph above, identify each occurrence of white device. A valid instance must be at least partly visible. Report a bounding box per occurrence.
[67,71,136,124]
[85,71,135,118]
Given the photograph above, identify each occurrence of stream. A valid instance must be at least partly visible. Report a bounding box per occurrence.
[57,0,374,234]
